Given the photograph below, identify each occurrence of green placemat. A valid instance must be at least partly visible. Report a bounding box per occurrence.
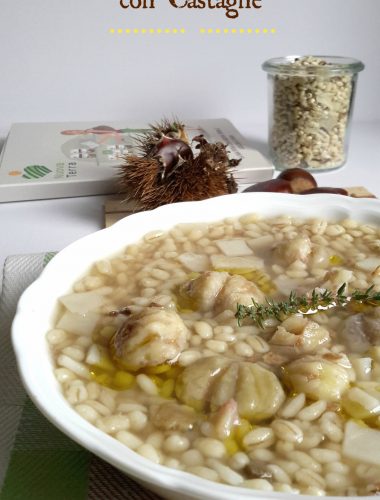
[0,253,162,500]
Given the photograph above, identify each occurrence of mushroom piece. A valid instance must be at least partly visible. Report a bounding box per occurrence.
[363,308,380,344]
[339,308,380,354]
[150,402,199,432]
[269,315,331,354]
[339,314,371,354]
[110,306,188,369]
[245,460,273,480]
[175,356,285,422]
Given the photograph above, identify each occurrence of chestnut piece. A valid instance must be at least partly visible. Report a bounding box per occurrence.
[277,168,317,193]
[300,187,348,196]
[243,179,293,193]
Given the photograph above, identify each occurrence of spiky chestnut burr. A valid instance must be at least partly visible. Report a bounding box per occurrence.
[134,119,189,157]
[119,133,239,211]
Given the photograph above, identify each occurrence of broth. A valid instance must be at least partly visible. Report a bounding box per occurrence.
[47,213,380,496]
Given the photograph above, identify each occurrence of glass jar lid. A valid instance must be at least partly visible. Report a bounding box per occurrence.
[262,55,365,76]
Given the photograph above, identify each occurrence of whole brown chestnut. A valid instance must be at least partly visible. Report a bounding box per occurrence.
[300,187,348,196]
[277,168,317,194]
[154,136,193,171]
[243,179,293,193]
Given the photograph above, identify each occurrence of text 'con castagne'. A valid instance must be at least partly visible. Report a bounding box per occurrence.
[119,0,263,20]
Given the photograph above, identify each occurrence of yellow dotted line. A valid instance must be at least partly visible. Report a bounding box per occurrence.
[109,28,276,35]
[109,28,186,34]
[200,28,276,34]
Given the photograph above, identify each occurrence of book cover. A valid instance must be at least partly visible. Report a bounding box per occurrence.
[0,119,272,202]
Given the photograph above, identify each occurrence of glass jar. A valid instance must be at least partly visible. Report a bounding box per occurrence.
[262,55,364,171]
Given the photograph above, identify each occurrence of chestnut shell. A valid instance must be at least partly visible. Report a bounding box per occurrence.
[243,179,293,193]
[300,187,348,196]
[277,168,317,194]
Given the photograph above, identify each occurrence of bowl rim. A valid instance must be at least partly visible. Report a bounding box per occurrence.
[11,193,380,500]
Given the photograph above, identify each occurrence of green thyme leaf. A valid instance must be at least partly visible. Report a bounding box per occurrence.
[235,283,380,329]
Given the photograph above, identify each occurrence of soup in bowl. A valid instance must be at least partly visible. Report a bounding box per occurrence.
[12,193,380,499]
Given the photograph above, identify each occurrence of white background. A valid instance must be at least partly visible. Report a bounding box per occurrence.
[0,0,379,148]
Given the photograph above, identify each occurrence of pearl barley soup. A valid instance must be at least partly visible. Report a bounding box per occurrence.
[48,213,380,496]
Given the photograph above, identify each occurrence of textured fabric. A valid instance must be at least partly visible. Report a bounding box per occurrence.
[0,254,163,500]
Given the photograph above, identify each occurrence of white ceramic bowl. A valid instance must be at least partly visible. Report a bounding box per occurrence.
[12,193,380,500]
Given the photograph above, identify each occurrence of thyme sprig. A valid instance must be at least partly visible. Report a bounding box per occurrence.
[236,284,380,329]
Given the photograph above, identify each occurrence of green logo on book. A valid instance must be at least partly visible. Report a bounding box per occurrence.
[22,165,52,179]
